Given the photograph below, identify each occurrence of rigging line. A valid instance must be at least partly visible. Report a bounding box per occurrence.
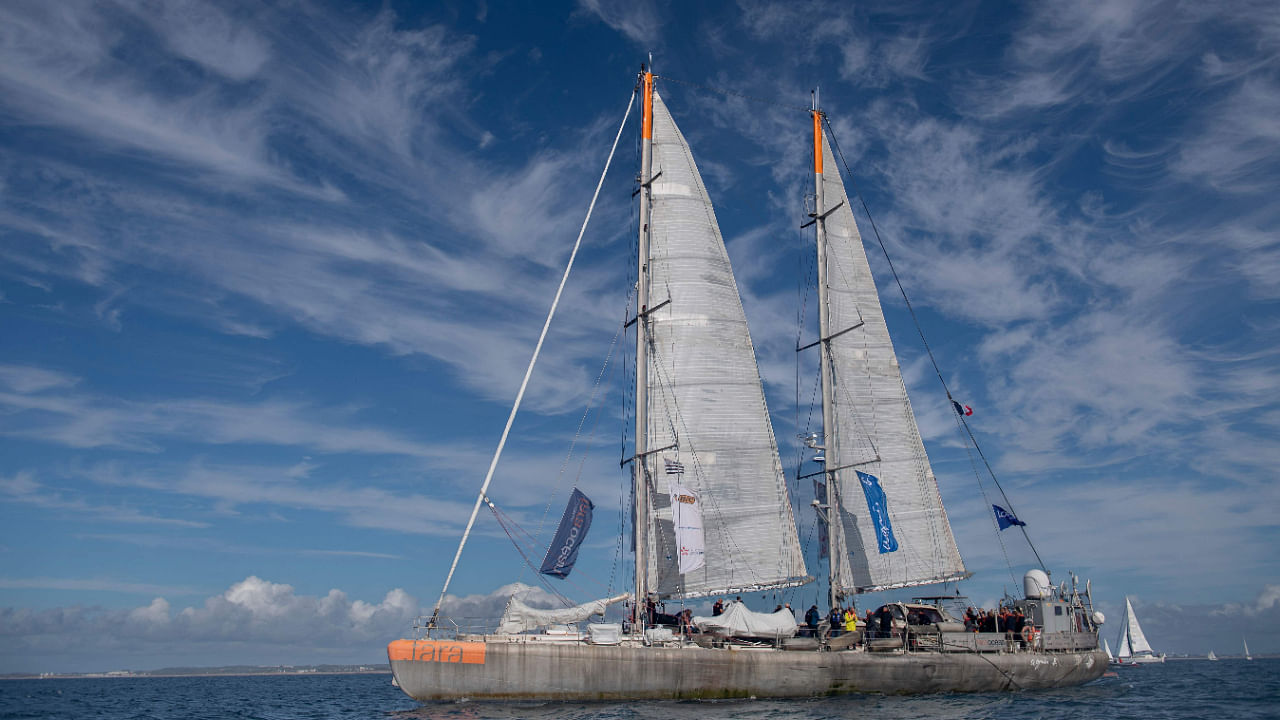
[952,410,1019,589]
[488,505,573,606]
[490,502,614,601]
[610,289,638,597]
[656,74,813,113]
[527,332,620,558]
[429,88,638,627]
[821,115,1048,574]
[526,303,628,570]
[561,318,625,594]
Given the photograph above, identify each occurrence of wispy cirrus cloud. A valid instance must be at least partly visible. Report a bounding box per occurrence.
[575,0,664,46]
[0,472,207,528]
[0,368,443,456]
[0,576,199,595]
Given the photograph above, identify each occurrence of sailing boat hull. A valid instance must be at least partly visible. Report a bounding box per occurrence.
[389,640,1107,700]
[1125,654,1165,664]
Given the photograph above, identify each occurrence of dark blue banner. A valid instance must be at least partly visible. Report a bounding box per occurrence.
[539,488,594,578]
[856,471,898,554]
[993,504,1026,530]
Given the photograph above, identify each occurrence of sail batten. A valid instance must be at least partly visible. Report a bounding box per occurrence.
[816,128,967,595]
[639,92,807,598]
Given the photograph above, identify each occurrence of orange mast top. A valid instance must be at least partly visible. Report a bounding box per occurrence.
[642,71,654,140]
[812,109,823,174]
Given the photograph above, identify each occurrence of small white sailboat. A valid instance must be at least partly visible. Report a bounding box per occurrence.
[1207,649,1217,661]
[1115,596,1165,663]
[1244,637,1252,661]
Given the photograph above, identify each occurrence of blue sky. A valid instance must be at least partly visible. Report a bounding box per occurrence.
[2,0,1278,672]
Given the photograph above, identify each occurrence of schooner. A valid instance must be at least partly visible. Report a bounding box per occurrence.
[387,69,1108,700]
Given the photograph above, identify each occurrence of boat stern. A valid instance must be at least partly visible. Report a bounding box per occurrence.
[387,637,490,700]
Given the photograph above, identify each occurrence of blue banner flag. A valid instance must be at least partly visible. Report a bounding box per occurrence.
[539,488,594,578]
[993,504,1026,530]
[856,471,898,554]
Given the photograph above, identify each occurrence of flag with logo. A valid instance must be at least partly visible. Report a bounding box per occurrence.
[669,481,705,574]
[539,488,594,578]
[992,504,1026,530]
[856,471,898,554]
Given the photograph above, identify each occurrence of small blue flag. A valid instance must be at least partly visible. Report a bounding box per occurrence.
[993,504,1026,530]
[540,488,594,578]
[857,471,898,554]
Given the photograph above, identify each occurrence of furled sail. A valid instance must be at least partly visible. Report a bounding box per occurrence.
[497,593,629,634]
[817,130,967,594]
[1123,596,1154,654]
[693,602,798,638]
[639,92,808,598]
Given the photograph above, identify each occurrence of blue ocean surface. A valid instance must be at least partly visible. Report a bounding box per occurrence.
[1,660,1276,720]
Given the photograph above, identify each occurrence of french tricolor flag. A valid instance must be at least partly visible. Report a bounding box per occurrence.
[951,400,973,416]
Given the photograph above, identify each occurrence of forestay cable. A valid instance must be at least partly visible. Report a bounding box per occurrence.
[428,88,638,628]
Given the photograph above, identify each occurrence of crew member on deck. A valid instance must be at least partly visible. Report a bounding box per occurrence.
[805,604,821,631]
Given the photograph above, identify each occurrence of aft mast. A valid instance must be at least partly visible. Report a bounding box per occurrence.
[811,96,844,612]
[808,94,967,597]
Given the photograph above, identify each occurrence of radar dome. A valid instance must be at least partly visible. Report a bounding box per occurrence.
[1024,569,1051,599]
[1092,611,1106,625]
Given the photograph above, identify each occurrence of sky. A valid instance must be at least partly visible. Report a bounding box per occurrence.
[1,0,1278,673]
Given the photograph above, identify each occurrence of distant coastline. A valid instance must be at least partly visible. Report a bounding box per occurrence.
[1,664,391,680]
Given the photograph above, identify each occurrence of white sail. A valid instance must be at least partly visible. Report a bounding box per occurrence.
[1103,638,1114,660]
[1123,596,1155,655]
[639,92,807,598]
[816,130,967,594]
[1116,622,1131,658]
[1207,650,1217,661]
[1244,637,1252,660]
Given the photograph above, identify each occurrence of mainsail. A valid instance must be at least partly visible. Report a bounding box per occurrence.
[637,92,808,598]
[814,123,967,594]
[1121,596,1155,655]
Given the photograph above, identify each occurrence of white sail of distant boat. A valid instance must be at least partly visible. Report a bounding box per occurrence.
[813,120,967,595]
[1207,649,1217,661]
[1116,623,1129,659]
[1116,596,1165,663]
[1103,638,1115,660]
[1244,637,1252,661]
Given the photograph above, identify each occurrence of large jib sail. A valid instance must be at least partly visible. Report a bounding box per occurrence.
[817,127,967,594]
[1122,596,1155,655]
[639,92,808,598]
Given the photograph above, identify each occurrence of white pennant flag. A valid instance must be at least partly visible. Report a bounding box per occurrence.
[669,481,705,574]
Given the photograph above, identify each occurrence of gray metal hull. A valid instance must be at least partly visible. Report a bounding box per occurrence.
[389,640,1108,700]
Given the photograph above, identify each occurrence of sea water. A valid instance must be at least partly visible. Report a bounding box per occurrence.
[2,660,1276,720]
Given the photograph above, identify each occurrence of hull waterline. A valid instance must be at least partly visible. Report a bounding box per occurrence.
[389,639,1108,700]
